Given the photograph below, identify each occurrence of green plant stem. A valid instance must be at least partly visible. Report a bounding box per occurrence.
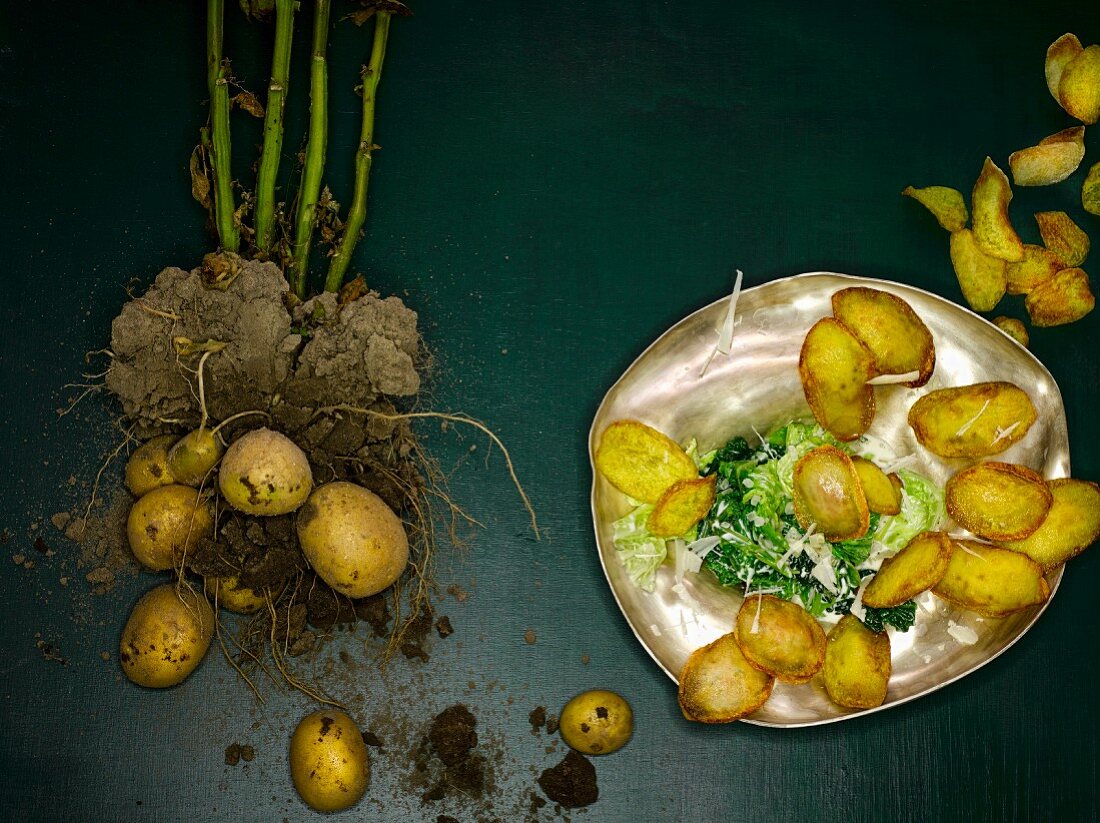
[325,12,392,292]
[289,0,332,298]
[207,0,239,252]
[254,0,296,254]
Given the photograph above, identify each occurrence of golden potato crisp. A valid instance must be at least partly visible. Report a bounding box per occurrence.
[1083,161,1100,216]
[1005,245,1063,295]
[734,594,826,684]
[678,632,774,723]
[945,462,1052,541]
[798,318,876,441]
[992,316,1029,348]
[1046,33,1083,101]
[1002,479,1100,569]
[1009,127,1086,187]
[851,456,901,516]
[933,540,1050,618]
[823,615,891,710]
[1035,210,1089,267]
[908,382,1036,459]
[901,185,968,232]
[971,157,1024,263]
[594,420,697,504]
[862,531,953,609]
[949,229,1007,312]
[831,287,935,386]
[1025,267,1095,327]
[793,446,870,541]
[648,475,717,538]
[1058,44,1100,124]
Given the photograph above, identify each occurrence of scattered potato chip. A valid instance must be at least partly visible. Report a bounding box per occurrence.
[792,446,870,541]
[678,632,774,723]
[1083,161,1100,216]
[1009,127,1086,187]
[831,287,935,386]
[1025,267,1096,327]
[945,462,1052,541]
[1035,210,1089,267]
[992,316,1029,348]
[798,318,876,441]
[851,456,901,516]
[971,157,1024,263]
[862,531,953,609]
[594,420,698,504]
[735,594,826,684]
[1005,244,1063,295]
[648,475,717,538]
[901,185,968,232]
[1046,33,1084,101]
[1058,44,1100,124]
[933,540,1050,618]
[907,381,1037,458]
[949,228,1007,312]
[823,615,891,710]
[1002,479,1100,569]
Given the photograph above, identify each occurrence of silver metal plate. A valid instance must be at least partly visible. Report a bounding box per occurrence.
[589,272,1069,728]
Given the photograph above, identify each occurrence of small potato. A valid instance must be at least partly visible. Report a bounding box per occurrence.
[1046,33,1084,101]
[1009,127,1086,187]
[167,428,224,487]
[1025,267,1095,328]
[945,462,1052,541]
[648,475,716,538]
[1002,479,1100,570]
[1005,245,1064,295]
[851,456,901,516]
[933,540,1050,618]
[289,711,370,813]
[823,615,891,710]
[1058,44,1100,124]
[735,594,826,684]
[862,531,953,609]
[120,583,215,688]
[991,316,1029,348]
[831,287,935,387]
[559,690,633,755]
[126,484,214,571]
[124,435,177,497]
[949,228,1008,312]
[219,428,313,516]
[678,632,774,723]
[793,446,869,541]
[798,318,876,442]
[594,420,698,504]
[203,575,268,614]
[1035,210,1089,267]
[907,382,1037,459]
[901,185,968,232]
[971,157,1024,263]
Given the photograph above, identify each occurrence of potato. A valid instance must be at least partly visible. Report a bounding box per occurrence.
[933,540,1050,617]
[949,229,1008,312]
[677,632,774,723]
[1058,44,1100,124]
[945,462,1052,541]
[297,481,409,598]
[1005,245,1064,295]
[289,710,370,813]
[124,434,177,497]
[1083,161,1100,216]
[1008,127,1086,187]
[126,484,214,571]
[792,446,869,541]
[862,531,953,609]
[901,185,968,232]
[971,157,1024,263]
[831,287,935,387]
[851,456,901,516]
[558,690,633,755]
[823,615,891,710]
[1025,267,1095,327]
[120,583,215,688]
[648,475,716,538]
[594,420,698,504]
[219,427,313,516]
[1046,33,1083,101]
[1035,210,1089,267]
[907,381,1037,459]
[203,575,268,614]
[1002,479,1100,570]
[992,316,1029,348]
[798,318,876,441]
[167,428,224,486]
[734,594,826,684]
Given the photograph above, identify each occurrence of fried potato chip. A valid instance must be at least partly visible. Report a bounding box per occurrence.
[949,229,1008,312]
[1002,479,1100,570]
[1035,210,1089,267]
[901,185,968,232]
[992,316,1029,348]
[594,420,697,504]
[648,475,717,538]
[888,472,903,495]
[1005,244,1063,295]
[907,381,1037,459]
[862,531,953,609]
[793,446,870,541]
[945,462,1052,541]
[831,287,935,387]
[1046,33,1084,101]
[1058,44,1100,124]
[678,632,774,723]
[851,456,901,516]
[798,318,876,441]
[971,158,1024,263]
[823,615,891,710]
[1083,161,1100,216]
[933,540,1050,618]
[735,594,826,684]
[1009,127,1086,187]
[1025,267,1096,327]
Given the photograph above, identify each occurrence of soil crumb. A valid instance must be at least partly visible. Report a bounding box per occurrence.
[34,634,67,666]
[224,743,255,766]
[524,628,537,645]
[434,616,453,639]
[411,704,497,808]
[538,751,598,809]
[528,706,547,735]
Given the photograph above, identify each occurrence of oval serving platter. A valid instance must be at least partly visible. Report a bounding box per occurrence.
[589,272,1069,728]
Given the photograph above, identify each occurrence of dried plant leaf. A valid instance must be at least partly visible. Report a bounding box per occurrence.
[1082,161,1100,216]
[1046,33,1083,101]
[992,316,1029,348]
[1009,127,1085,187]
[1006,244,1064,295]
[189,144,212,211]
[1025,267,1096,327]
[233,91,266,118]
[972,157,1023,262]
[339,275,367,306]
[1058,44,1100,124]
[901,185,968,232]
[173,337,228,356]
[1035,210,1089,267]
[949,228,1007,312]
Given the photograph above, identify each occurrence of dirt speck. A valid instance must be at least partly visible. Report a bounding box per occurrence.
[523,629,537,645]
[434,616,453,639]
[528,706,547,735]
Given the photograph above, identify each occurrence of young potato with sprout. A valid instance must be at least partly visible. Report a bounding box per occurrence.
[219,427,313,515]
[124,434,178,497]
[119,583,215,688]
[289,710,370,813]
[126,484,214,571]
[558,690,633,755]
[166,427,224,487]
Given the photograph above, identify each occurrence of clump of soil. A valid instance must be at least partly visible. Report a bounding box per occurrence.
[412,705,494,806]
[62,493,138,595]
[538,751,599,809]
[224,743,255,765]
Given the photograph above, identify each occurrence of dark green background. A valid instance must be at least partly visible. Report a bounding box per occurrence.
[2,1,1099,821]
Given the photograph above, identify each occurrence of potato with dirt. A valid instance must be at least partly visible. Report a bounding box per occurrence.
[559,690,633,755]
[203,575,268,614]
[126,484,214,571]
[167,427,224,486]
[119,583,215,688]
[219,427,313,515]
[124,434,177,497]
[289,710,370,812]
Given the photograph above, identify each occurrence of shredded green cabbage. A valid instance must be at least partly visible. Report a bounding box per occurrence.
[611,505,666,592]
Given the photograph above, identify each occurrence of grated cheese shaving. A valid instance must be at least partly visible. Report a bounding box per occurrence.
[954,542,989,562]
[954,400,990,438]
[991,420,1021,446]
[699,269,744,377]
[687,536,720,559]
[848,575,872,621]
[750,591,764,634]
[947,623,978,645]
[649,624,662,637]
[865,370,921,386]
